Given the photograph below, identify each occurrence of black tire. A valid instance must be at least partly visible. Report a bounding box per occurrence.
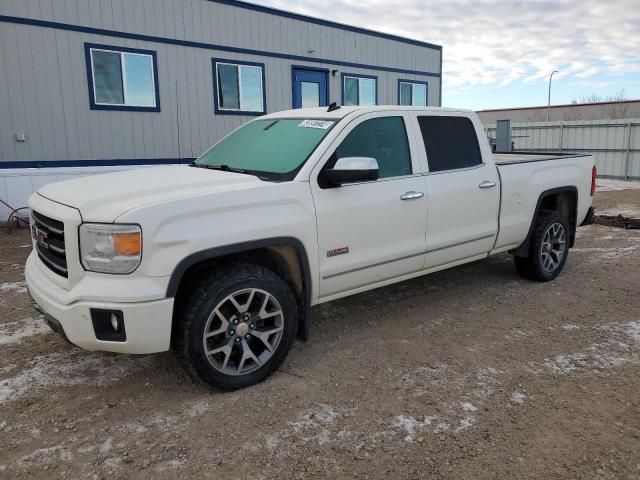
[513,210,570,282]
[173,263,297,390]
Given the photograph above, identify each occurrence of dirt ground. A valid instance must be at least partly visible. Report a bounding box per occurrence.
[1,181,639,480]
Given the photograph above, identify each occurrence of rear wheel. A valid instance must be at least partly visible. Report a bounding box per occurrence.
[513,211,570,282]
[173,263,297,390]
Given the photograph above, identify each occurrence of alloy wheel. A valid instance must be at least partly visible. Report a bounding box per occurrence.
[540,222,566,273]
[202,288,284,376]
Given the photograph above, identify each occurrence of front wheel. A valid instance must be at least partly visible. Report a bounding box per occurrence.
[513,211,570,282]
[173,263,297,390]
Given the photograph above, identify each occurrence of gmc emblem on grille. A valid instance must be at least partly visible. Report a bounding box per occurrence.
[31,225,48,247]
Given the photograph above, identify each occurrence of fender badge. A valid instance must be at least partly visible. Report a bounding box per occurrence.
[327,247,349,257]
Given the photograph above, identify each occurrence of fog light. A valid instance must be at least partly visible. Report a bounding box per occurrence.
[110,313,119,331]
[90,309,126,342]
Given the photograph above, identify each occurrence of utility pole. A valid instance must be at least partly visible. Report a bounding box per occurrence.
[547,70,558,122]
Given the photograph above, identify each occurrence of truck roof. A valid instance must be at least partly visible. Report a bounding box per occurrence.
[262,105,474,120]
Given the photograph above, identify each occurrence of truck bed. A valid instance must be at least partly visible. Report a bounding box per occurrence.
[494,152,589,165]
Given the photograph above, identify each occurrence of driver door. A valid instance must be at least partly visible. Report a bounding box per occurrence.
[310,112,428,300]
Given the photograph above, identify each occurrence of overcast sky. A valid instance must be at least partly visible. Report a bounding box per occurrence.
[261,0,640,110]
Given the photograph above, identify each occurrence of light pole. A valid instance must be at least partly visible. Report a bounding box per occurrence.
[547,70,558,122]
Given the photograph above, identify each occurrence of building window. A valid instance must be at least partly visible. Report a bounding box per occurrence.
[213,59,266,115]
[85,43,159,111]
[342,74,377,106]
[398,80,428,106]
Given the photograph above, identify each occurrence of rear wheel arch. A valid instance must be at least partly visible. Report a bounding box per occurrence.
[512,186,578,257]
[166,237,312,340]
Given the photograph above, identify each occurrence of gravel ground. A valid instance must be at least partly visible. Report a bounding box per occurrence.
[0,185,639,480]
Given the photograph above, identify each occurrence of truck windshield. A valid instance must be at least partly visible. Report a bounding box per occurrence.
[194,119,336,181]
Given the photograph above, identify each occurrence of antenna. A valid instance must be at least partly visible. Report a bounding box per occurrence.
[327,102,341,112]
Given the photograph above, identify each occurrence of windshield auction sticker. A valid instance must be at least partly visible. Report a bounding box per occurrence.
[298,120,334,129]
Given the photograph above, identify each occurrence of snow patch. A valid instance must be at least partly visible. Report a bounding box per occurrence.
[572,244,640,259]
[287,404,350,445]
[561,324,580,331]
[455,417,474,432]
[0,352,154,403]
[542,321,640,374]
[19,445,73,465]
[511,392,527,404]
[596,179,640,192]
[598,204,640,218]
[394,415,437,442]
[461,402,478,412]
[0,317,49,345]
[188,402,210,417]
[0,281,27,294]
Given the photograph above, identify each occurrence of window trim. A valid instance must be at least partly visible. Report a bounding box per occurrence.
[84,43,160,112]
[341,73,378,106]
[397,79,428,106]
[212,58,267,116]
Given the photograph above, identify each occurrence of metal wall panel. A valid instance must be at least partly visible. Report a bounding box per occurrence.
[0,0,442,167]
[484,119,640,180]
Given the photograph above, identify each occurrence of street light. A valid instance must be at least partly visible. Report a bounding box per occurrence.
[547,70,558,122]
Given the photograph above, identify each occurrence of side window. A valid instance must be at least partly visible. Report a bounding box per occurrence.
[213,60,265,115]
[334,117,412,179]
[417,116,483,172]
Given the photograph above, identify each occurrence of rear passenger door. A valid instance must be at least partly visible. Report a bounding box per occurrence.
[415,114,500,268]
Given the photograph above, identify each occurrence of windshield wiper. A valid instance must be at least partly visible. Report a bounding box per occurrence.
[191,163,272,181]
[192,163,252,174]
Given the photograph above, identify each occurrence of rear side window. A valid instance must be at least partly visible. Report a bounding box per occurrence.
[418,116,483,172]
[334,117,412,178]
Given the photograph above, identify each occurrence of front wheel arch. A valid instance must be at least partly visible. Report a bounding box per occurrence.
[166,237,313,341]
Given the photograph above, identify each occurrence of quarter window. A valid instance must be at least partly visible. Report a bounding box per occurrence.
[342,75,377,106]
[86,44,159,110]
[399,81,428,106]
[214,60,265,114]
[418,116,483,172]
[334,117,412,179]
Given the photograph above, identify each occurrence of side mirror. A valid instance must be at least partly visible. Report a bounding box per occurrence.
[321,157,379,187]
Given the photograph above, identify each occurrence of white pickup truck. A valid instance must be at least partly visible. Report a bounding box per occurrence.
[26,106,596,390]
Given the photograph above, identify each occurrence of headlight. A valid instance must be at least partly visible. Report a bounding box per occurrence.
[79,224,142,274]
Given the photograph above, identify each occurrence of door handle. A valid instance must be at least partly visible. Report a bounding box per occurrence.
[400,191,425,200]
[478,180,497,189]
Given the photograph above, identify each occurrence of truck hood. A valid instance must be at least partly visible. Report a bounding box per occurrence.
[37,165,265,221]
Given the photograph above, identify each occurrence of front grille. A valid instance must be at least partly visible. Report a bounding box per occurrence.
[31,210,68,278]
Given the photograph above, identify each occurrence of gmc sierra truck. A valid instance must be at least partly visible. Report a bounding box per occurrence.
[26,106,596,390]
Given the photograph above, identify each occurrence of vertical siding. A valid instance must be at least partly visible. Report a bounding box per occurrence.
[485,119,640,180]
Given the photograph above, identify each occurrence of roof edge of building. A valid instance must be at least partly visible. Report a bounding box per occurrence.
[209,0,442,51]
[477,99,640,113]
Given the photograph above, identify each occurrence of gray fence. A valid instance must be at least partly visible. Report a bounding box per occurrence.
[484,118,640,180]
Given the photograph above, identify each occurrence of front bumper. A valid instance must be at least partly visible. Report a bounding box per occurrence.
[25,253,174,354]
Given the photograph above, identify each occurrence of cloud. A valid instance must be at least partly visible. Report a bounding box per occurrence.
[260,0,640,90]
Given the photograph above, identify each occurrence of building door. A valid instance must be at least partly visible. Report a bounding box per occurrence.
[292,69,328,109]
